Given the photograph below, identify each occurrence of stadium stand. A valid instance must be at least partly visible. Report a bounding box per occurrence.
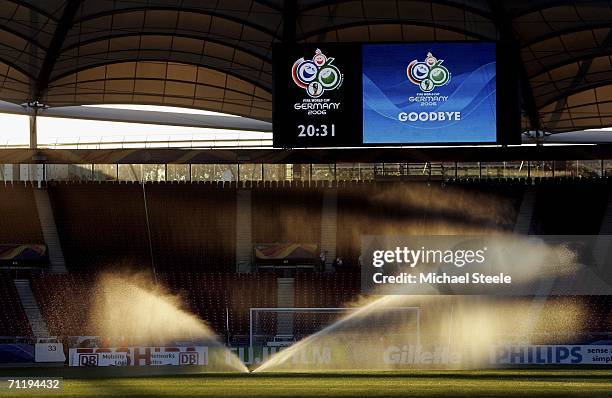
[47,182,151,273]
[336,181,523,266]
[31,179,612,273]
[507,295,612,343]
[160,272,276,341]
[294,273,360,308]
[43,180,524,273]
[31,272,276,342]
[146,184,237,272]
[252,187,323,245]
[31,273,94,336]
[529,179,609,234]
[0,275,32,337]
[4,179,612,344]
[293,272,360,338]
[582,296,612,333]
[0,183,43,244]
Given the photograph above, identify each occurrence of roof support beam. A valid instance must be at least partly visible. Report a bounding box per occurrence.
[488,0,541,133]
[282,0,297,43]
[34,0,83,100]
[546,29,612,129]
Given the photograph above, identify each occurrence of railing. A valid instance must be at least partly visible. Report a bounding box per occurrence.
[1,332,611,347]
[2,135,274,150]
[1,160,610,184]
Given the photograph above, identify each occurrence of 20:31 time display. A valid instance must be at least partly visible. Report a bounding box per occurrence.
[297,124,336,137]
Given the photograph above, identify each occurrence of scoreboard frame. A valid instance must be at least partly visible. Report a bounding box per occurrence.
[272,41,520,148]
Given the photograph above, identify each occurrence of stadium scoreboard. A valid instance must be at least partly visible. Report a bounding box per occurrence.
[273,44,362,147]
[273,42,519,147]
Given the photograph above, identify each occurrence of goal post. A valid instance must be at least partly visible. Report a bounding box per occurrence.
[249,307,420,349]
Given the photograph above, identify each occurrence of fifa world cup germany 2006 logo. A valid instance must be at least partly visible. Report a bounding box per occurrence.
[407,52,451,93]
[292,49,343,98]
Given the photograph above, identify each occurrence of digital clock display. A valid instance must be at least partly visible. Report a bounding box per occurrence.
[297,124,335,137]
[273,43,362,147]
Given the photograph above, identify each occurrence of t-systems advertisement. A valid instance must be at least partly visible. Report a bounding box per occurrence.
[362,43,497,144]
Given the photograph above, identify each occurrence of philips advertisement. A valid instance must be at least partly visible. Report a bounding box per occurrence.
[362,43,497,144]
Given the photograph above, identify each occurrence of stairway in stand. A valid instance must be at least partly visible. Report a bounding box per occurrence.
[14,279,49,338]
[33,188,67,273]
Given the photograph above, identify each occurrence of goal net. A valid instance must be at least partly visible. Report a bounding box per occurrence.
[249,307,420,348]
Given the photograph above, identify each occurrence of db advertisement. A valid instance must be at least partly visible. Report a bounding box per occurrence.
[493,345,612,365]
[69,346,207,367]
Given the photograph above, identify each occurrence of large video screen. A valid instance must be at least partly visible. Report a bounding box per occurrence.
[362,43,497,144]
[272,44,362,148]
[273,42,501,147]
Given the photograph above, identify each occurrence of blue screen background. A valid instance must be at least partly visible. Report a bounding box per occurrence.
[362,43,497,144]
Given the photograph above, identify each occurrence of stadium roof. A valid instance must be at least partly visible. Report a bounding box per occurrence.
[0,0,610,134]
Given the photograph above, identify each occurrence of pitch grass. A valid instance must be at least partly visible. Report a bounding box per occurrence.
[0,370,611,397]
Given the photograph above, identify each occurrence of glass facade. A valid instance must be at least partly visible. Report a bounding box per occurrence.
[1,161,609,183]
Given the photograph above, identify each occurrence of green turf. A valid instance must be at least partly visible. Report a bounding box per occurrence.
[0,370,611,397]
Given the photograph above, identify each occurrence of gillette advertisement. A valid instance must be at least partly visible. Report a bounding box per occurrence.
[362,43,497,144]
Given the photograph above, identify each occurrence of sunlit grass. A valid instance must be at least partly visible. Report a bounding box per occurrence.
[1,370,611,397]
